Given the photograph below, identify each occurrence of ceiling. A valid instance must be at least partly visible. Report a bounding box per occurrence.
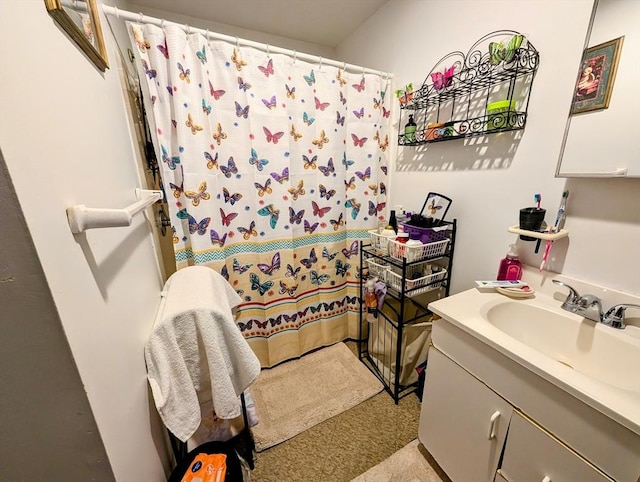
[130,0,390,48]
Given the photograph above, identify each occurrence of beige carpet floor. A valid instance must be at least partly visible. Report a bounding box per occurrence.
[250,389,424,481]
[351,439,446,481]
[250,342,384,452]
[249,342,451,481]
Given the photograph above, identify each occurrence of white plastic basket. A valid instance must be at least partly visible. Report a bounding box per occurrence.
[368,230,395,255]
[386,267,448,296]
[388,238,450,263]
[365,258,389,282]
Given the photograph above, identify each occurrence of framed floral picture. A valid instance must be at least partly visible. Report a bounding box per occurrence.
[570,36,623,115]
[45,0,109,72]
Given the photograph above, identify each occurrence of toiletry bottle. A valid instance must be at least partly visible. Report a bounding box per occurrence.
[497,244,522,281]
[379,223,396,255]
[404,115,417,143]
[388,210,398,234]
[365,279,378,323]
[405,232,423,262]
[394,205,407,225]
[406,232,423,247]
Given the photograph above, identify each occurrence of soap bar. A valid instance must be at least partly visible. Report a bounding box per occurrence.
[475,280,526,288]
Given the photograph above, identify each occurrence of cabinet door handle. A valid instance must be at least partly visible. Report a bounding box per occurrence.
[487,410,500,440]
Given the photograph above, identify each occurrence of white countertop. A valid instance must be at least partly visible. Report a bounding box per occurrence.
[429,286,640,435]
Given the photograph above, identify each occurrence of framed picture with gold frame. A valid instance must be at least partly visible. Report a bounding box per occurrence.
[570,36,623,115]
[44,0,109,72]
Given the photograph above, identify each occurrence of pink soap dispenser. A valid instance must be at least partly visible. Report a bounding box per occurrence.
[497,244,522,281]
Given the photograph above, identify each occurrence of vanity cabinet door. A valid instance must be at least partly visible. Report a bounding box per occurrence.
[500,411,614,482]
[419,347,513,482]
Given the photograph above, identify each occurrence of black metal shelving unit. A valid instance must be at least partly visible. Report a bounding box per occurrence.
[397,30,539,145]
[358,219,457,403]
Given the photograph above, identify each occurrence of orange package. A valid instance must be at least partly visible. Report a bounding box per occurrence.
[181,453,227,482]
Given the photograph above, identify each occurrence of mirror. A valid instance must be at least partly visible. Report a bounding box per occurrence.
[45,0,109,72]
[556,0,639,177]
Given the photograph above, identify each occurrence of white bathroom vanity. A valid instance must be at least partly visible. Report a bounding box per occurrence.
[419,272,640,482]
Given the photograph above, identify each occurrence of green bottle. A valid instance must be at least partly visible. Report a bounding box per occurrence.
[404,114,417,143]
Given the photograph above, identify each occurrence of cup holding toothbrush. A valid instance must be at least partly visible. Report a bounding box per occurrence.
[519,207,546,241]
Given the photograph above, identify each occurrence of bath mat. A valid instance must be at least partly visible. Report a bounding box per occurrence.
[351,439,445,482]
[250,342,383,451]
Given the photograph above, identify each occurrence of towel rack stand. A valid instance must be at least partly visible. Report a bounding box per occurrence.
[67,188,162,234]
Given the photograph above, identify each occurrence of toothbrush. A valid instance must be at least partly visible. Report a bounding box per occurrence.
[553,190,569,232]
[540,190,569,271]
[533,193,542,252]
[539,227,553,271]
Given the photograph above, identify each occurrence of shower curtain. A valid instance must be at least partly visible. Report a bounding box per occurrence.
[129,23,391,366]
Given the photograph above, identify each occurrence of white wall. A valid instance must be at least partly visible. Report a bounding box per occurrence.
[0,0,169,479]
[337,0,640,295]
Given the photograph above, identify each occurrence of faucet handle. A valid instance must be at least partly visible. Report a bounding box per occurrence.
[602,304,640,329]
[576,294,602,308]
[552,280,580,309]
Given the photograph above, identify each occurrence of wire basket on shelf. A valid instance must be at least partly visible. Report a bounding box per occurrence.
[388,238,450,263]
[365,258,389,282]
[368,230,394,255]
[386,266,448,296]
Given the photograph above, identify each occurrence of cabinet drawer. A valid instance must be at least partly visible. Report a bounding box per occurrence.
[501,411,613,482]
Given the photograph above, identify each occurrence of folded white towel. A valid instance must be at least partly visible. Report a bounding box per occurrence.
[145,266,261,442]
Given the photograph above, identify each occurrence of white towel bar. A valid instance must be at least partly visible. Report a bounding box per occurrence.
[67,188,162,234]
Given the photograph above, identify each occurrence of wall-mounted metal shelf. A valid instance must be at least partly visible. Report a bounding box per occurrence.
[398,30,539,146]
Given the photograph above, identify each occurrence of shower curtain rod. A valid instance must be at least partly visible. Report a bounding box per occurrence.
[102,4,392,79]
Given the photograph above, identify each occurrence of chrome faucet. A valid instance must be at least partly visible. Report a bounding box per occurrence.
[602,304,640,329]
[573,294,603,323]
[552,280,580,311]
[552,279,640,329]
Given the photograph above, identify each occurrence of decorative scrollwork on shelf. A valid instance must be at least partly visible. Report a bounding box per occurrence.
[398,30,538,147]
[398,112,528,145]
[403,30,538,111]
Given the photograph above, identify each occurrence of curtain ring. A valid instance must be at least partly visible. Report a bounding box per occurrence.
[266,44,270,58]
[362,65,366,77]
[205,29,209,41]
[160,19,166,30]
[318,56,323,71]
[138,12,144,23]
[235,36,240,49]
[342,62,347,72]
[292,50,297,64]
[113,6,119,19]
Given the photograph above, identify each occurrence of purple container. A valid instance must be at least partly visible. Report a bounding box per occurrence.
[402,223,450,244]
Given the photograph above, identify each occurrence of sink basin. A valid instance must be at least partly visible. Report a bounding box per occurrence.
[484,301,640,393]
